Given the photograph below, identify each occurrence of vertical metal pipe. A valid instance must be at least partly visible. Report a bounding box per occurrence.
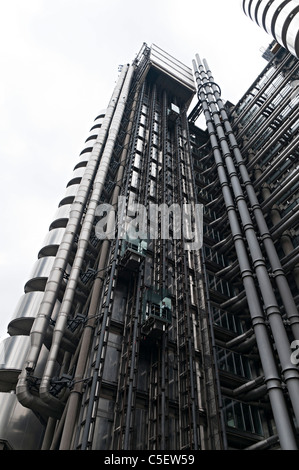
[58,245,108,448]
[78,75,147,441]
[203,59,299,341]
[24,64,130,373]
[160,334,166,450]
[237,60,299,139]
[261,170,299,212]
[80,239,120,449]
[123,271,142,450]
[196,56,299,427]
[232,52,291,128]
[41,417,57,450]
[192,57,297,450]
[243,103,299,158]
[58,83,141,451]
[183,110,227,449]
[123,82,155,450]
[239,87,299,152]
[16,367,64,419]
[160,90,167,451]
[38,64,135,412]
[175,118,199,450]
[78,80,146,445]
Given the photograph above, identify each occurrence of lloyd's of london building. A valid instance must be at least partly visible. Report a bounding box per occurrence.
[1,1,299,451]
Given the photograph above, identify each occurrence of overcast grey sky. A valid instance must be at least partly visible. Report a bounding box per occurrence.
[0,0,272,338]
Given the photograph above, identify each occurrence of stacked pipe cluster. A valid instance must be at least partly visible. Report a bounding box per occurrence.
[0,62,134,449]
[0,108,106,448]
[192,53,299,449]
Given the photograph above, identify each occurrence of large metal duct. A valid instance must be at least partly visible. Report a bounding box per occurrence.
[242,0,299,58]
[193,54,299,450]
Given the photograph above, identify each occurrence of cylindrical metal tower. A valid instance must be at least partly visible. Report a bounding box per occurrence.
[242,0,299,57]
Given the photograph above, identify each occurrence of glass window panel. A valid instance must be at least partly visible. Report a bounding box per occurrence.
[131,170,139,188]
[102,345,120,382]
[151,161,157,178]
[152,147,158,161]
[138,125,145,138]
[218,349,227,371]
[132,408,148,450]
[251,407,263,435]
[224,398,235,428]
[208,274,215,289]
[221,311,229,330]
[168,414,178,449]
[242,357,252,379]
[232,314,244,334]
[136,138,143,153]
[242,403,253,433]
[224,398,263,435]
[234,353,243,376]
[228,314,236,332]
[234,401,245,430]
[134,153,141,169]
[226,351,235,374]
[137,357,148,392]
[92,398,114,450]
[150,180,156,197]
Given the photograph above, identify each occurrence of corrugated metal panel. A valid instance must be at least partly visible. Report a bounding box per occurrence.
[149,44,195,93]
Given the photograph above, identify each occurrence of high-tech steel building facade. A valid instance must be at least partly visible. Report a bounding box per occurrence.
[0,44,224,451]
[1,8,299,452]
[190,45,299,450]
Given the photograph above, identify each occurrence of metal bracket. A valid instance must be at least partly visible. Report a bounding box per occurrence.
[197,81,222,98]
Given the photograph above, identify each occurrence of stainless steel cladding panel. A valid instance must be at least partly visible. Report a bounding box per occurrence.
[245,0,262,20]
[49,204,72,229]
[80,140,95,154]
[273,2,295,45]
[0,333,59,392]
[0,336,29,370]
[74,156,90,170]
[149,44,195,94]
[264,0,290,34]
[256,0,272,27]
[24,256,70,292]
[242,0,299,57]
[0,392,45,449]
[0,336,30,391]
[38,227,66,258]
[242,0,251,16]
[59,184,80,206]
[8,291,61,336]
[286,12,299,55]
[66,166,86,186]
